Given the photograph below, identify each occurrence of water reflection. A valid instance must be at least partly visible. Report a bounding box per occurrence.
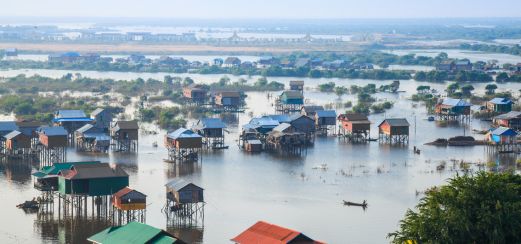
[0,158,34,185]
[167,225,204,244]
[165,161,202,178]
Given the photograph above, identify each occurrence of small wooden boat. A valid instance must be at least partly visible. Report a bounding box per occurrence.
[343,200,368,208]
[427,116,435,121]
[367,138,378,142]
[17,200,39,209]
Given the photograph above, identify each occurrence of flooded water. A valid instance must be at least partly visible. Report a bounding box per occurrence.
[0,69,520,243]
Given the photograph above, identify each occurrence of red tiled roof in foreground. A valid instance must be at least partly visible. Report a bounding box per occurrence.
[231,221,325,244]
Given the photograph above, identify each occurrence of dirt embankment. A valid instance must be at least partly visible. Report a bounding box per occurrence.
[0,42,362,55]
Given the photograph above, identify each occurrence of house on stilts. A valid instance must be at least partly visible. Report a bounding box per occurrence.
[378,118,410,144]
[434,98,471,122]
[276,90,304,112]
[164,179,204,226]
[337,113,371,142]
[486,127,518,153]
[192,118,227,150]
[37,126,68,166]
[110,121,139,152]
[111,187,147,225]
[165,128,203,162]
[266,123,306,155]
[53,110,93,142]
[75,124,111,153]
[315,110,337,135]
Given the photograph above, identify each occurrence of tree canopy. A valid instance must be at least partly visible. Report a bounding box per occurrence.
[388,172,521,244]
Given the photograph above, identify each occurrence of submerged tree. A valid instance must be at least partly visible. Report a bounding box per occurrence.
[485,83,498,95]
[388,172,521,244]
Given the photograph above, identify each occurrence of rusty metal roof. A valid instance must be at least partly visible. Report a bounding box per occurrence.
[231,221,325,244]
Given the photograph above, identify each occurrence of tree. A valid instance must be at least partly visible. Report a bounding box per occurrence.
[416,85,431,94]
[446,83,459,96]
[485,84,498,95]
[388,172,521,244]
[218,76,230,86]
[460,84,474,97]
[334,86,348,97]
[254,77,268,87]
[183,77,194,86]
[496,72,509,82]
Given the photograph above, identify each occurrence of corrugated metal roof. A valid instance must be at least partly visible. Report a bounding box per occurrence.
[494,111,521,120]
[491,127,518,136]
[91,108,105,117]
[231,221,324,244]
[113,121,139,130]
[441,98,472,107]
[379,118,410,127]
[316,110,337,118]
[281,90,303,99]
[338,113,369,121]
[76,124,94,133]
[264,115,291,123]
[61,163,128,180]
[55,110,87,119]
[489,97,513,105]
[194,118,226,130]
[290,80,305,86]
[32,161,100,178]
[302,105,324,113]
[113,187,147,199]
[38,126,68,136]
[83,133,111,141]
[87,222,182,244]
[289,114,313,122]
[247,117,280,127]
[4,130,22,139]
[167,128,202,139]
[272,123,292,133]
[0,121,18,132]
[165,179,204,192]
[53,118,93,123]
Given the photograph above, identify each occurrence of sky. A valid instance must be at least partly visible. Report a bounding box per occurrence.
[3,0,521,19]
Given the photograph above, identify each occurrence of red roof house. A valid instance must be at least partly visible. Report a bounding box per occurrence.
[231,221,325,244]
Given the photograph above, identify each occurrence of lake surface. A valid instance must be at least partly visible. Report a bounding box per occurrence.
[0,69,519,244]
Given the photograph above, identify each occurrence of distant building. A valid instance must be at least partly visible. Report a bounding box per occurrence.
[183,84,208,104]
[4,48,18,57]
[436,59,472,72]
[486,98,513,113]
[224,57,241,67]
[213,58,224,66]
[289,80,305,93]
[213,91,242,108]
[454,60,472,71]
[48,52,81,63]
[257,56,278,68]
[231,221,325,244]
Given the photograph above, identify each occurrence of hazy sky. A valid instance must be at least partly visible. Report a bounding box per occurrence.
[3,0,521,19]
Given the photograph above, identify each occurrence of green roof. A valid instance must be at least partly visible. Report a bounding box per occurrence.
[33,161,100,178]
[87,222,182,244]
